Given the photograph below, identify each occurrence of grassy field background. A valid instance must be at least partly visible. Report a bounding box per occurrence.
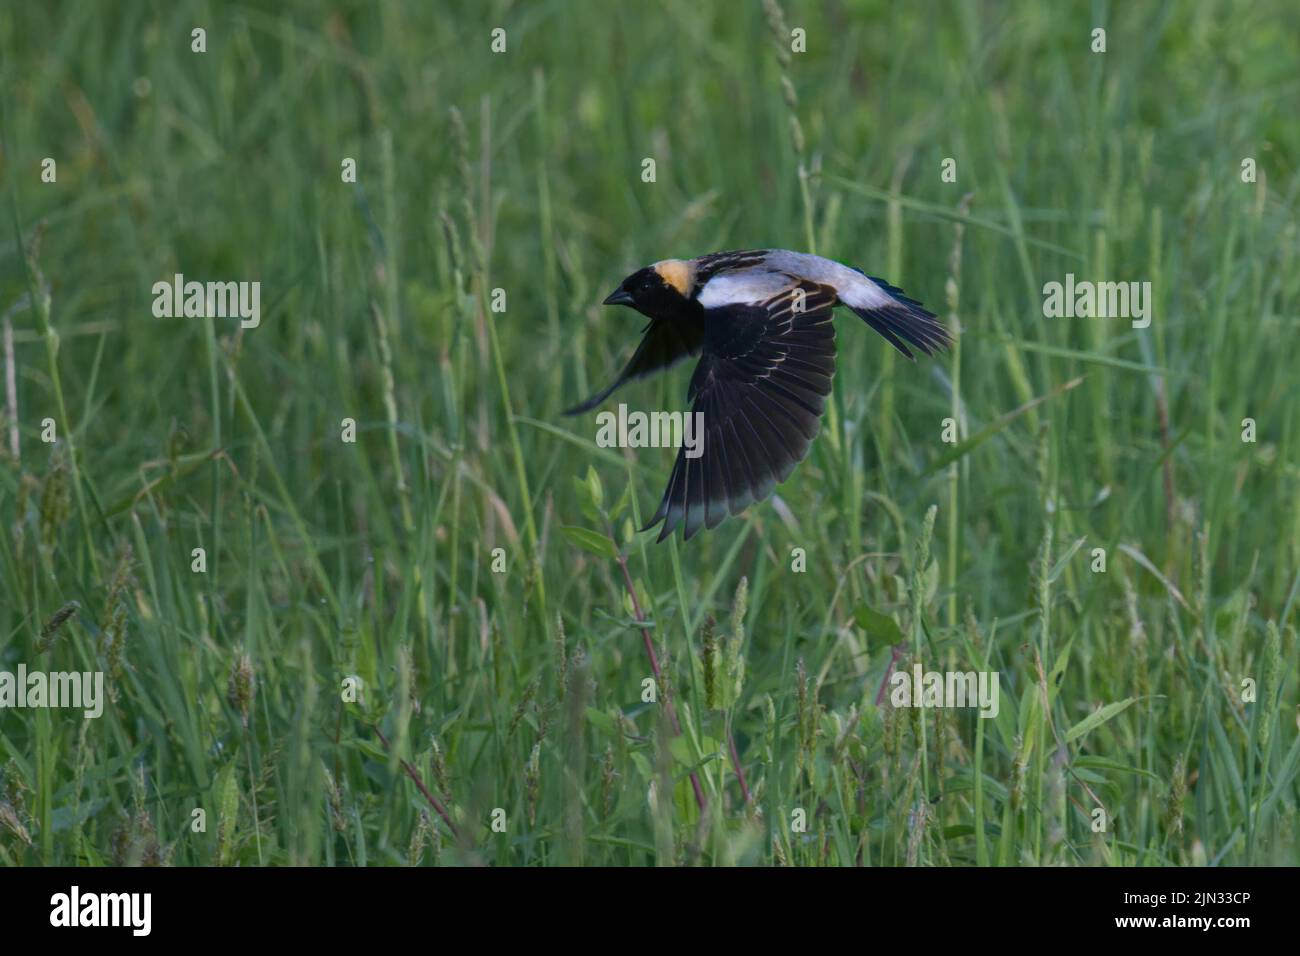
[1,0,1298,866]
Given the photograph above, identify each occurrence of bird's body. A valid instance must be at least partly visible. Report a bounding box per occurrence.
[567,249,950,540]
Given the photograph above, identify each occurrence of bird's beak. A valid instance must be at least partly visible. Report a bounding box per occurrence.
[603,287,635,307]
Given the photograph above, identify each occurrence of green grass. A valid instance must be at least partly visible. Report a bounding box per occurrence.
[1,0,1298,866]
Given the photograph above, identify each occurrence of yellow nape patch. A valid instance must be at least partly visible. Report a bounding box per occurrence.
[653,259,695,296]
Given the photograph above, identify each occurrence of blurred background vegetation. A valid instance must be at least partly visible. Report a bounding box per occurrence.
[0,0,1297,865]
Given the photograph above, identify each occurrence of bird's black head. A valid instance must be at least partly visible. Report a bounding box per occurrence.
[603,261,695,318]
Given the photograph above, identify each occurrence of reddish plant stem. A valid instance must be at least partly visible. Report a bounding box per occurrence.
[728,728,752,805]
[615,552,708,812]
[875,643,907,707]
[373,724,462,843]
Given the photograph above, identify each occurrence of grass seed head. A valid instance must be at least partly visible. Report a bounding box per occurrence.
[37,600,79,652]
[227,654,256,728]
[1164,756,1187,840]
[701,614,718,710]
[408,809,431,866]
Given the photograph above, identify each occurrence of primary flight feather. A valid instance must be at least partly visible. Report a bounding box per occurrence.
[565,249,951,541]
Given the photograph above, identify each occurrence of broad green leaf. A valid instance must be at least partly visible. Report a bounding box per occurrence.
[560,524,618,559]
[852,604,904,648]
[611,480,632,522]
[585,707,616,735]
[585,465,604,510]
[572,475,600,523]
[1065,697,1139,744]
[923,558,940,607]
[669,734,721,769]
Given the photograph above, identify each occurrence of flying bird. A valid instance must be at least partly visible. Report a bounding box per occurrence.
[565,249,950,541]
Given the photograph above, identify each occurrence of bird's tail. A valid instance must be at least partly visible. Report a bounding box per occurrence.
[845,276,952,360]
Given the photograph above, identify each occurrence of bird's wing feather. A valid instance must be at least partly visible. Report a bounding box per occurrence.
[563,318,703,415]
[644,276,838,540]
[696,250,950,360]
[847,274,950,359]
[693,249,770,285]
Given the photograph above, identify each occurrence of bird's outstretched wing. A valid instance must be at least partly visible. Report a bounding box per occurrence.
[701,249,950,360]
[644,276,837,540]
[563,318,703,415]
[849,274,950,360]
[693,249,770,285]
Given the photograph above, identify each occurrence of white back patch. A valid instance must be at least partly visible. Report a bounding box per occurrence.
[755,250,895,310]
[697,270,795,309]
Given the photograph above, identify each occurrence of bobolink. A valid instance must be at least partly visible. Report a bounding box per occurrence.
[566,249,950,540]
